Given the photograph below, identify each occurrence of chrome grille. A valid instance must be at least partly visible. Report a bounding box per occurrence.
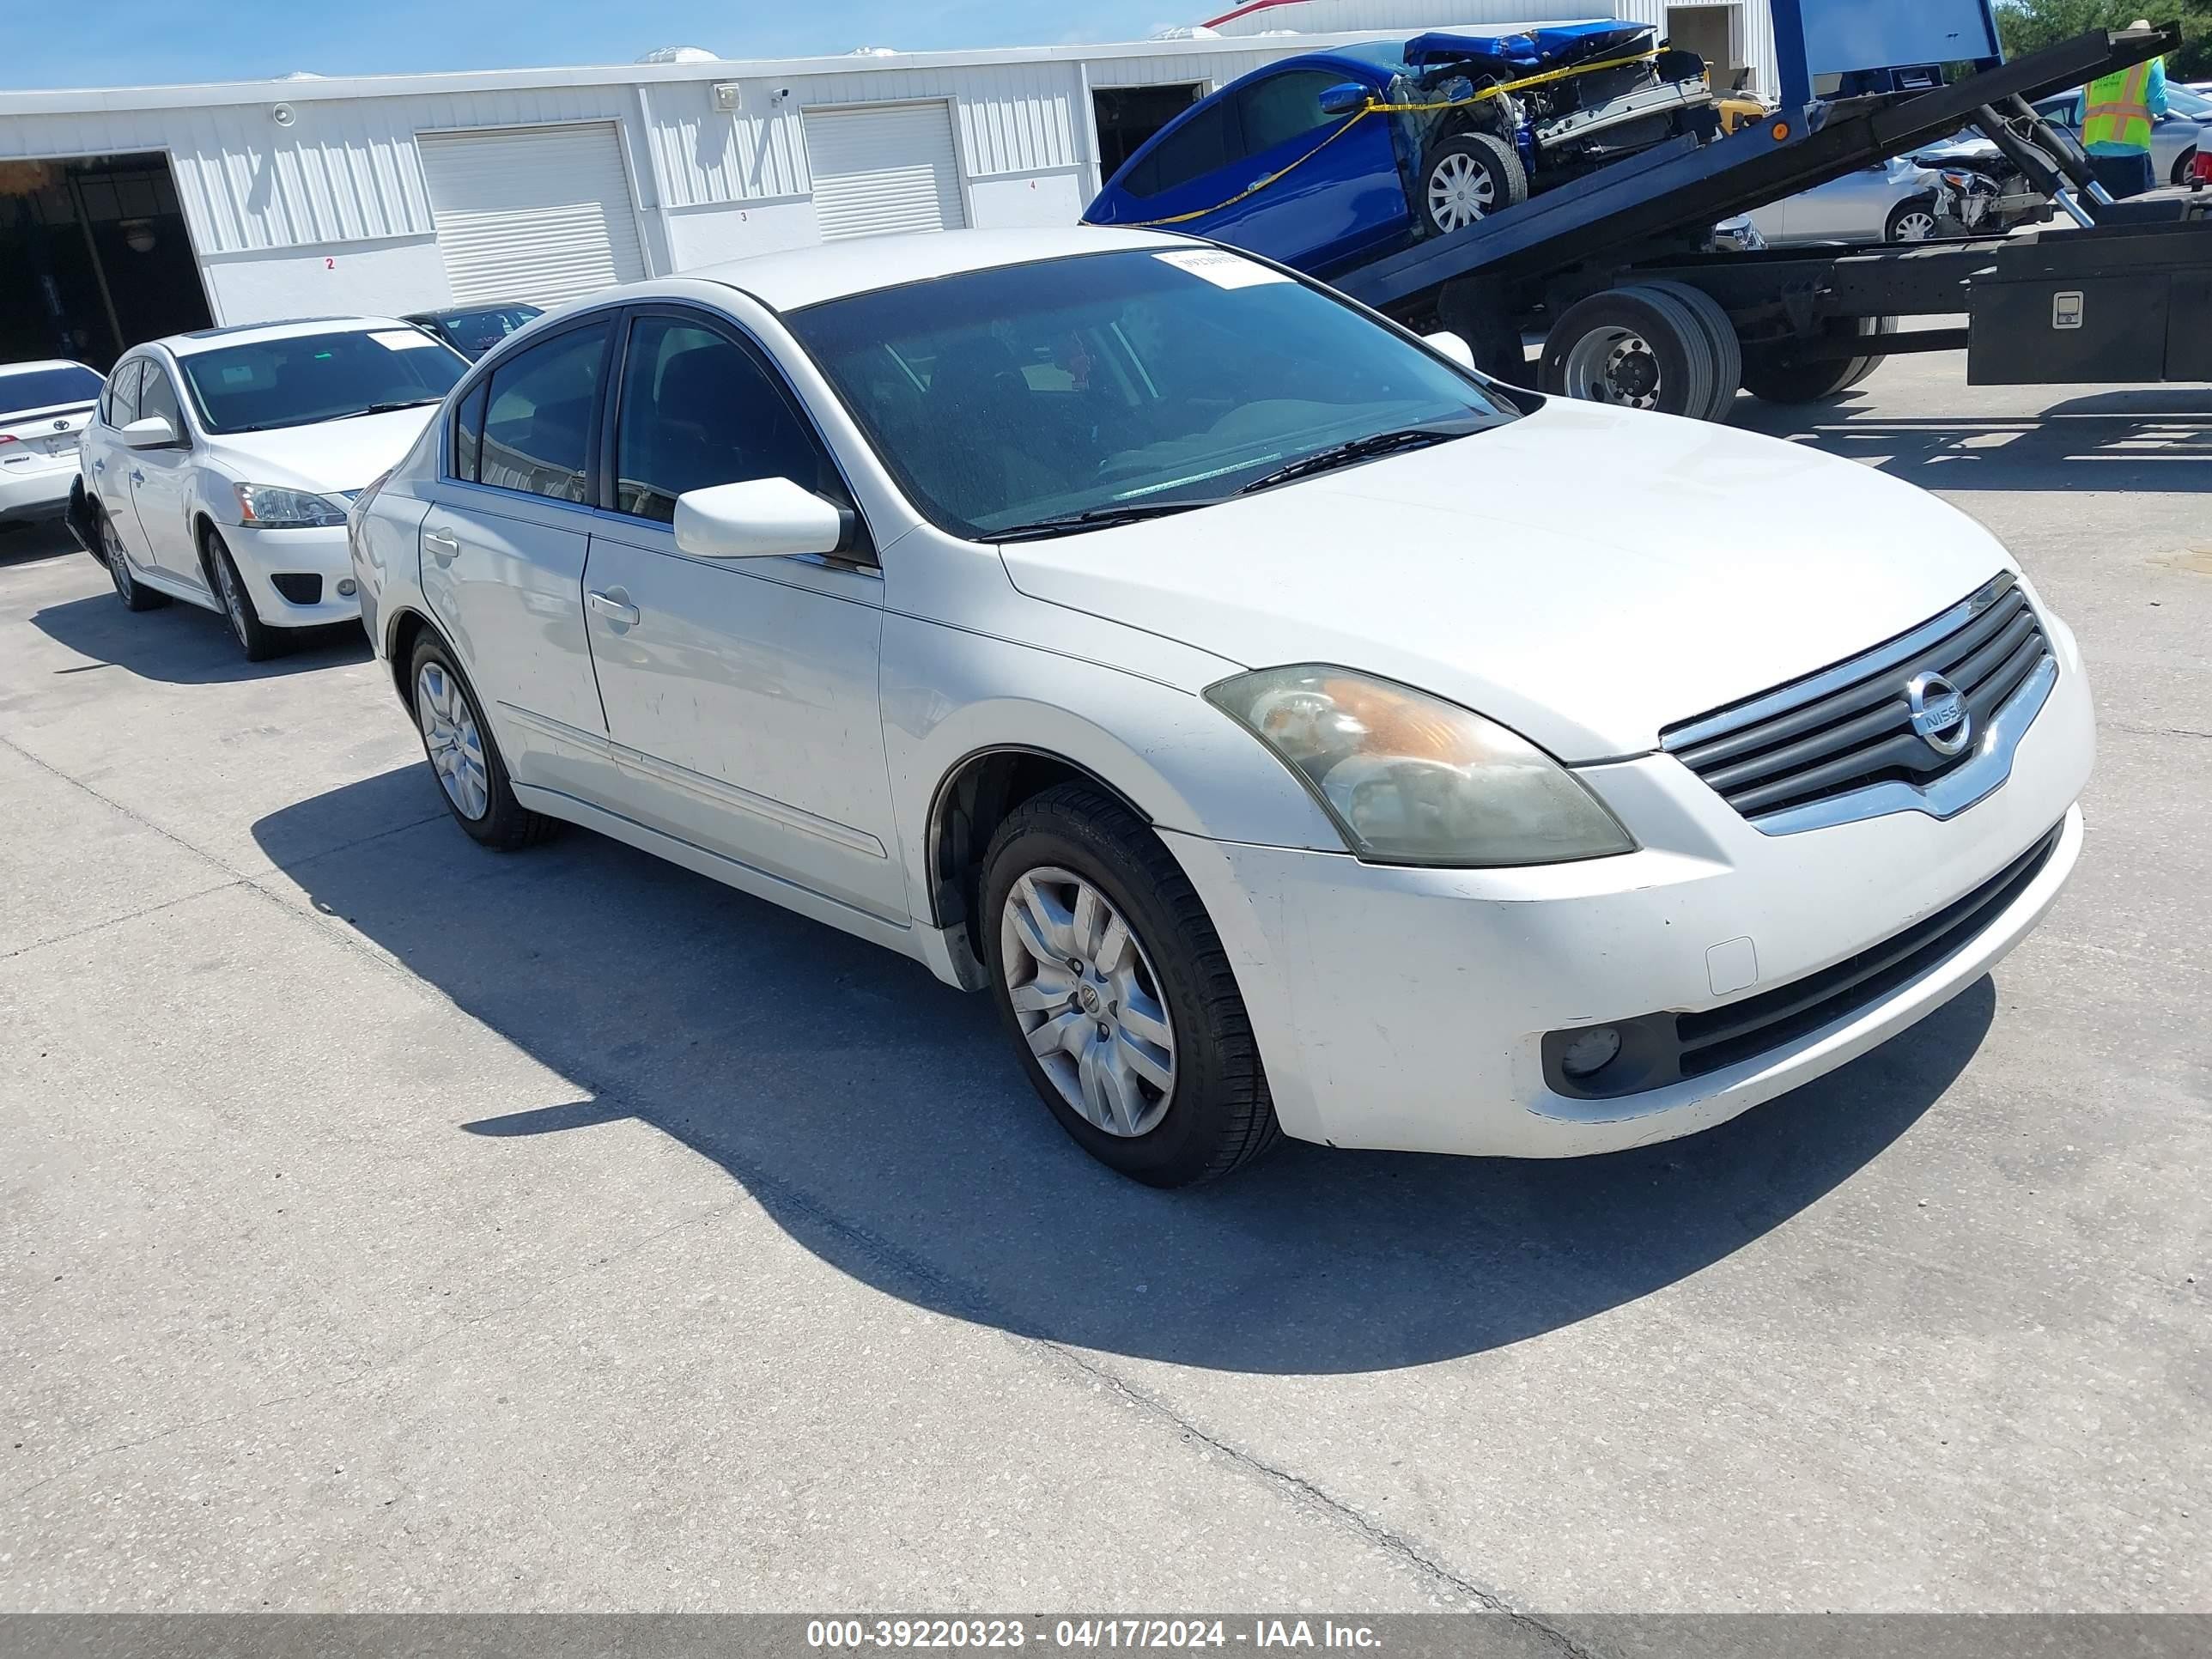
[1661,575,2057,834]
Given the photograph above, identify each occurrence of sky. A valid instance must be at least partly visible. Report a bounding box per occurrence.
[5,2,1198,91]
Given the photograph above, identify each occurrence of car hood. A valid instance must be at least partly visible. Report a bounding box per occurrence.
[203,405,439,495]
[996,399,2017,762]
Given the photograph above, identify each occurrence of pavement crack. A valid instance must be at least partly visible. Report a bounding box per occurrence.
[0,878,243,961]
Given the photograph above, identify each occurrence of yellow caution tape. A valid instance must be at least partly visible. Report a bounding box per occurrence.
[1123,50,1663,228]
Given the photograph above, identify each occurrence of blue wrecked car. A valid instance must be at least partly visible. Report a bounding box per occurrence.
[1084,21,1719,276]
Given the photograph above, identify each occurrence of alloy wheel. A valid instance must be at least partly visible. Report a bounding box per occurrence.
[105,522,137,602]
[1427,152,1497,233]
[212,550,251,648]
[416,661,491,821]
[1000,866,1177,1138]
[1560,326,1663,409]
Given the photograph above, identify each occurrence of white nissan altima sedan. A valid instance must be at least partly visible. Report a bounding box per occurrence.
[350,227,2093,1187]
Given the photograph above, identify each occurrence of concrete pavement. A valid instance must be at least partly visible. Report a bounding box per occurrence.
[2,355,2206,1615]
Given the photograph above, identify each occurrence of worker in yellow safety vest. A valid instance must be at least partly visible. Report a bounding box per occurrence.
[2081,23,2170,200]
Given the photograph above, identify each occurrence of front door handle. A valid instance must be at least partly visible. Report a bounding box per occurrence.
[423,528,461,565]
[586,587,640,629]
[93,459,105,473]
[129,469,145,485]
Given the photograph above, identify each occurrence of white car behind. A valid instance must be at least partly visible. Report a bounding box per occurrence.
[76,318,469,657]
[1,361,104,534]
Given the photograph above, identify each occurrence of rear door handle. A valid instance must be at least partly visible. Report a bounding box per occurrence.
[586,587,640,628]
[423,528,461,564]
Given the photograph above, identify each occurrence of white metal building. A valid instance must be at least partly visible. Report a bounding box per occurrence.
[0,9,1778,366]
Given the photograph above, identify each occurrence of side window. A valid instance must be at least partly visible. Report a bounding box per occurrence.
[452,380,488,483]
[137,363,185,434]
[106,360,143,427]
[1236,70,1350,155]
[478,322,608,503]
[1122,98,1238,198]
[611,315,846,525]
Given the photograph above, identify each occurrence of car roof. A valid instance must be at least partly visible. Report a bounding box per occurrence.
[0,359,98,377]
[684,226,1190,312]
[160,317,416,357]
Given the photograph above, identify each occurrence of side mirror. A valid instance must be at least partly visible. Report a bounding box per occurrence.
[120,416,179,450]
[1320,82,1374,118]
[1423,330,1478,372]
[673,477,852,561]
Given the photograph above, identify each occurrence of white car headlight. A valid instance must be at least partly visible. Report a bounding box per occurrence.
[1206,666,1636,868]
[234,483,349,529]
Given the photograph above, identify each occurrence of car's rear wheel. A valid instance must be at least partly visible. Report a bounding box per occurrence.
[203,529,283,660]
[103,514,167,612]
[407,635,558,851]
[1422,132,1528,234]
[981,783,1279,1188]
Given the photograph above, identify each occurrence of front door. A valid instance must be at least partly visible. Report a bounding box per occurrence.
[580,311,903,921]
[417,317,612,803]
[126,358,205,587]
[1206,69,1405,270]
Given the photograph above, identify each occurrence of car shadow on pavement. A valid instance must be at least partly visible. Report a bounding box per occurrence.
[1726,385,2212,491]
[26,591,371,684]
[257,767,1993,1376]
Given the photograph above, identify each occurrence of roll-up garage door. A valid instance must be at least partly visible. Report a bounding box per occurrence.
[417,123,647,307]
[803,102,969,241]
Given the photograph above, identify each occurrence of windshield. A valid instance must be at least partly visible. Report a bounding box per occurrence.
[2167,83,2209,118]
[429,306,543,356]
[179,328,469,434]
[787,247,1519,540]
[0,364,103,419]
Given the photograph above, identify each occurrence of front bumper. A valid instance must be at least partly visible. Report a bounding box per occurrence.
[225,522,362,626]
[1164,637,2094,1158]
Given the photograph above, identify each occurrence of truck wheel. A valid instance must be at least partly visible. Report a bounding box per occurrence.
[1740,351,1864,404]
[1838,319,1899,391]
[1639,281,1743,421]
[1539,287,1716,418]
[1422,132,1528,234]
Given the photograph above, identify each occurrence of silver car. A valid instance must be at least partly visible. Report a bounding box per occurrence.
[1747,156,1952,245]
[2031,85,2206,189]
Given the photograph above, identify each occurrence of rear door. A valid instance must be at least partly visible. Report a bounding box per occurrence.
[1206,69,1405,270]
[579,307,902,920]
[416,316,614,804]
[86,358,146,554]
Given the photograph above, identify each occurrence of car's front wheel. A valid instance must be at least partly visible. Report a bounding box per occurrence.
[1885,196,1941,243]
[407,634,557,851]
[203,528,283,660]
[1421,131,1528,234]
[981,783,1279,1188]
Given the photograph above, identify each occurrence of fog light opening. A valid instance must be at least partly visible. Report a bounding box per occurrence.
[1559,1025,1623,1079]
[336,577,358,598]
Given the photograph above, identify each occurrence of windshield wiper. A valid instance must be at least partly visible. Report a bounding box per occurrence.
[336,398,444,420]
[988,499,1218,543]
[1237,425,1479,495]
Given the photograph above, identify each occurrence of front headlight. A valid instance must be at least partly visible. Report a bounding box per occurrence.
[1206,666,1636,868]
[234,483,349,529]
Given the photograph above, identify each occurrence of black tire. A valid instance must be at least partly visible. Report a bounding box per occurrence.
[405,633,559,851]
[1639,280,1743,422]
[2172,147,2197,189]
[202,528,283,660]
[102,512,167,611]
[1884,194,1942,243]
[1419,131,1528,234]
[1539,287,1717,418]
[1744,316,1894,404]
[981,783,1279,1188]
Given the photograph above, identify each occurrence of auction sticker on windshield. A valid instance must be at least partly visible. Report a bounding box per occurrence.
[370,330,447,349]
[1155,248,1290,289]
